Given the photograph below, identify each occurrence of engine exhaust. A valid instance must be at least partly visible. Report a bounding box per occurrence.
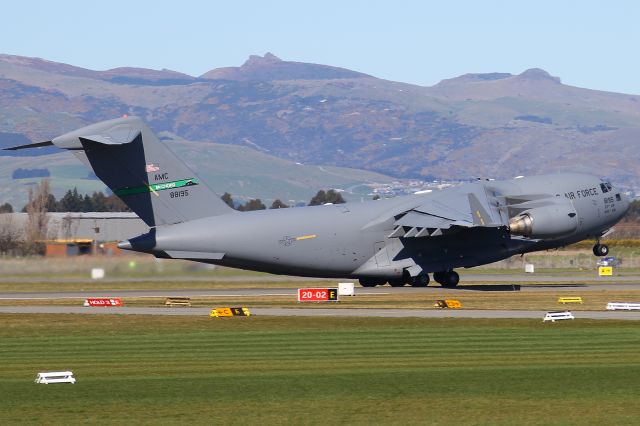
[509,214,533,236]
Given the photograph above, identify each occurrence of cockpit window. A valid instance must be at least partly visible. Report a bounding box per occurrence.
[600,182,613,193]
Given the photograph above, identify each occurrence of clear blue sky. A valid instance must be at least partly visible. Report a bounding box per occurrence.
[1,0,639,94]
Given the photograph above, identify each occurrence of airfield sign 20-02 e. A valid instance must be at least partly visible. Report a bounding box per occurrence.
[298,288,339,302]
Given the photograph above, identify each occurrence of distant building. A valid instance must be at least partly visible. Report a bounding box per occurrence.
[0,212,147,256]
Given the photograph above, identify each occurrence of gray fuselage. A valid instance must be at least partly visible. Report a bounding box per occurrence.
[138,172,629,279]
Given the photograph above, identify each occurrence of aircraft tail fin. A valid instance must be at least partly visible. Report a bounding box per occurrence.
[10,117,235,227]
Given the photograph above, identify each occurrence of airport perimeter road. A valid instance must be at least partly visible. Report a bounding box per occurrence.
[2,282,640,300]
[0,305,639,320]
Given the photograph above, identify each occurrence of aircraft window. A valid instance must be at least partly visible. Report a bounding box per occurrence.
[616,194,621,201]
[600,183,608,193]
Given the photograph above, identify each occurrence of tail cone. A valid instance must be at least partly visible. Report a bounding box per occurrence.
[117,240,132,250]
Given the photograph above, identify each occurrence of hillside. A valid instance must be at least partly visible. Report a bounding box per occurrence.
[0,138,393,210]
[0,52,638,197]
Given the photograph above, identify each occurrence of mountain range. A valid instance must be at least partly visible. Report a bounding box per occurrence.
[0,52,638,207]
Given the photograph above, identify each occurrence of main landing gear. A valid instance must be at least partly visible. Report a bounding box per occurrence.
[359,274,431,287]
[433,270,460,288]
[359,271,459,288]
[593,242,609,257]
[387,273,431,287]
[359,278,385,287]
[410,274,430,287]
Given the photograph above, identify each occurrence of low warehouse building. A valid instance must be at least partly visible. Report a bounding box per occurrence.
[0,212,148,256]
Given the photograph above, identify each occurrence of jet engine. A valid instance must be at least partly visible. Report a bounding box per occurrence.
[508,204,578,239]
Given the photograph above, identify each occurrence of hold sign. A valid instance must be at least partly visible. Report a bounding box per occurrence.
[83,298,122,307]
[297,288,339,302]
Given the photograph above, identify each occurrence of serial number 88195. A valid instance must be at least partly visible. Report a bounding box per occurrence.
[170,190,189,198]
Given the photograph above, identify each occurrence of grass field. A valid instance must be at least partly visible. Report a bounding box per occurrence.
[1,315,639,425]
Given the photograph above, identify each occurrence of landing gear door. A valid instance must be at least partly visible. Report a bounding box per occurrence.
[374,241,390,267]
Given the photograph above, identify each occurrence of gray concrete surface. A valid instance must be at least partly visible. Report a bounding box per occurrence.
[1,282,640,300]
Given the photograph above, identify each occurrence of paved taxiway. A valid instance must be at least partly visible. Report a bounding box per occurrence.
[0,305,638,320]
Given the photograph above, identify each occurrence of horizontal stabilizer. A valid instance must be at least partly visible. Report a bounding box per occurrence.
[3,140,54,151]
[21,116,236,227]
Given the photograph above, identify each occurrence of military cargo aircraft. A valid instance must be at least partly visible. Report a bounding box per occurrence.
[7,117,631,287]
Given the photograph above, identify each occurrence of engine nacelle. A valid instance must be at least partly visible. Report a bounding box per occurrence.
[509,205,578,239]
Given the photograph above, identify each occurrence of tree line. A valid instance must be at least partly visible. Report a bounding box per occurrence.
[0,185,347,215]
[19,188,130,213]
[221,189,345,211]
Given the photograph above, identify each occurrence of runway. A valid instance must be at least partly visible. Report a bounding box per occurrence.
[2,278,639,320]
[0,305,638,320]
[2,281,640,300]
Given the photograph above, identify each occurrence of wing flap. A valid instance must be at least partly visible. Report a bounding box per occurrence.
[389,189,503,239]
[395,211,453,229]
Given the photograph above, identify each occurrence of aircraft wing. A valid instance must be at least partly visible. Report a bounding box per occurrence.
[388,191,503,238]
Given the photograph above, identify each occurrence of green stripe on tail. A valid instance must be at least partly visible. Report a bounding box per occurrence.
[115,178,199,196]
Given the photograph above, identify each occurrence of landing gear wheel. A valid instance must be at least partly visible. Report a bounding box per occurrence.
[410,274,430,287]
[359,278,380,288]
[433,271,445,285]
[593,244,609,257]
[440,270,460,288]
[388,278,407,287]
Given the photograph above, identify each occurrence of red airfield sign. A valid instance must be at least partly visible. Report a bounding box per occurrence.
[297,288,339,302]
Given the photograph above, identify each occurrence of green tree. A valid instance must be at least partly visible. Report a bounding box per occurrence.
[45,194,57,212]
[0,202,13,213]
[82,194,93,212]
[90,192,107,212]
[103,193,130,212]
[239,199,266,211]
[59,188,83,212]
[221,192,235,209]
[308,189,345,206]
[270,199,289,209]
